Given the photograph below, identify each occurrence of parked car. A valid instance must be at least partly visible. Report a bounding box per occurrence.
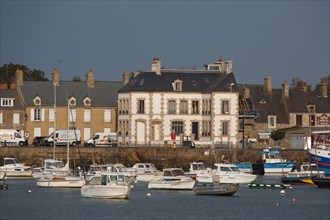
[32,136,46,146]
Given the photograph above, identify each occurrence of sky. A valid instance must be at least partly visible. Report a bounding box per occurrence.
[1,0,329,88]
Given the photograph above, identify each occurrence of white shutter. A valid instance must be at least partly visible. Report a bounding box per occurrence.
[104,128,111,133]
[49,109,54,122]
[13,113,20,124]
[69,109,76,122]
[48,128,54,136]
[84,128,90,141]
[30,109,35,121]
[0,113,3,124]
[34,127,41,137]
[84,109,91,122]
[104,109,111,122]
[41,109,45,121]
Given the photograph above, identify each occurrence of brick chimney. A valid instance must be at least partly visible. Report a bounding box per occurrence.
[122,71,129,86]
[264,77,272,94]
[243,85,250,99]
[321,78,328,98]
[299,81,308,92]
[282,80,289,99]
[15,68,23,86]
[86,70,95,88]
[151,58,161,75]
[52,68,60,86]
[226,61,233,74]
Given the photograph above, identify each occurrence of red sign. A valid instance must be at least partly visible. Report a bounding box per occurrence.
[171,133,176,140]
[317,114,330,125]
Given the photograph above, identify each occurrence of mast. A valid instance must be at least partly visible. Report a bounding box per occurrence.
[67,97,70,167]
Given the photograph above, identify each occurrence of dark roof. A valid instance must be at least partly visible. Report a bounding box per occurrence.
[20,81,123,107]
[0,89,24,110]
[119,70,238,93]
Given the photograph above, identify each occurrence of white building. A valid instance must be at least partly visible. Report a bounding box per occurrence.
[118,58,239,148]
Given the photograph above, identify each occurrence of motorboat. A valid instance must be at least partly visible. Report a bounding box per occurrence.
[148,168,195,190]
[84,164,108,181]
[0,171,6,181]
[311,175,330,188]
[33,159,69,179]
[37,173,85,188]
[281,163,325,184]
[81,172,131,199]
[107,164,137,183]
[194,175,239,196]
[0,158,33,177]
[185,162,209,180]
[260,148,295,175]
[197,163,257,184]
[132,163,162,182]
[309,145,330,175]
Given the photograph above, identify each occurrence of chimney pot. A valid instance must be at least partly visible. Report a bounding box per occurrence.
[151,58,161,75]
[122,71,129,86]
[52,68,60,86]
[86,70,95,88]
[15,68,24,86]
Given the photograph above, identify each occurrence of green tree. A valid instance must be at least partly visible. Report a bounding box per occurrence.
[0,63,48,85]
[73,76,82,82]
[290,77,311,91]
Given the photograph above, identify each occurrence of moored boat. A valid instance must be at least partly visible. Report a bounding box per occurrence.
[132,163,162,182]
[194,174,239,196]
[281,163,325,184]
[0,158,33,177]
[33,159,69,179]
[185,162,209,180]
[308,145,330,175]
[260,149,295,175]
[311,176,330,188]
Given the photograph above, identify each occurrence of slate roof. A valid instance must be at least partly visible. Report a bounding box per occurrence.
[119,70,238,93]
[0,89,24,110]
[19,81,123,107]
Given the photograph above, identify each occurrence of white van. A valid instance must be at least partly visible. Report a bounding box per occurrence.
[0,129,25,146]
[43,129,81,146]
[84,132,117,147]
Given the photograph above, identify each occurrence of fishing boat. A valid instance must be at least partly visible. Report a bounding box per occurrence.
[311,175,330,188]
[0,158,33,177]
[308,145,330,175]
[260,148,295,175]
[148,168,196,190]
[281,163,325,184]
[194,175,239,196]
[196,163,257,184]
[81,172,131,199]
[131,163,162,182]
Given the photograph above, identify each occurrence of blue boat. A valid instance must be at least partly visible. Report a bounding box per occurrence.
[260,149,295,175]
[308,145,330,175]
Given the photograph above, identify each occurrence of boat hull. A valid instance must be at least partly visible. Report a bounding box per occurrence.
[194,183,239,196]
[136,172,163,182]
[311,176,330,188]
[148,178,195,190]
[309,148,330,175]
[81,185,130,199]
[1,170,33,177]
[197,173,256,184]
[37,177,85,188]
[263,162,295,175]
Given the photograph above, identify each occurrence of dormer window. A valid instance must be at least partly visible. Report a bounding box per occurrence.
[83,97,91,106]
[69,97,76,106]
[306,105,316,114]
[172,79,182,91]
[33,96,41,106]
[1,98,14,107]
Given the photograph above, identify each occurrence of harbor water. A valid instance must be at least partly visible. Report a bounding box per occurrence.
[1,176,329,220]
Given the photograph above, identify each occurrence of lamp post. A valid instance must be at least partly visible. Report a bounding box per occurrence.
[228,83,234,148]
[53,82,57,160]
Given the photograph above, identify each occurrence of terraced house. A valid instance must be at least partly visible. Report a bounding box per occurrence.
[118,58,240,148]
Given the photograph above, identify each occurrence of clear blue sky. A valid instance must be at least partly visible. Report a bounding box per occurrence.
[1,0,329,88]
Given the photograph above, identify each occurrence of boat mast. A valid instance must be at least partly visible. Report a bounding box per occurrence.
[67,95,70,168]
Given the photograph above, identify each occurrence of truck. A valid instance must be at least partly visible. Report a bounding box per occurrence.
[0,129,26,146]
[84,132,117,147]
[43,129,81,146]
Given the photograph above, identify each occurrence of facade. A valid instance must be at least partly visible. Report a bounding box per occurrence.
[118,58,240,148]
[14,68,122,144]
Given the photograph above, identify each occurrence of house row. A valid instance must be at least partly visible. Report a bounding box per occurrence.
[0,58,329,148]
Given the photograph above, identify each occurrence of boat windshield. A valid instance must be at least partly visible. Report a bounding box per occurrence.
[192,163,206,170]
[5,158,20,165]
[171,169,185,176]
[229,166,240,172]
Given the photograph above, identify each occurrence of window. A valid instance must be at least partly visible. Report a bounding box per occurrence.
[202,121,211,137]
[192,101,199,114]
[168,100,176,114]
[202,99,211,115]
[34,109,41,121]
[49,109,55,122]
[268,116,276,128]
[84,128,90,141]
[222,100,229,114]
[173,80,182,91]
[137,100,145,114]
[222,121,228,136]
[1,98,14,107]
[83,97,91,106]
[34,127,41,137]
[179,100,188,114]
[13,113,20,124]
[34,97,41,106]
[171,121,183,135]
[104,109,111,122]
[69,109,77,122]
[31,108,44,121]
[296,115,302,126]
[84,109,91,122]
[69,97,76,106]
[118,120,129,136]
[310,115,316,126]
[307,105,316,114]
[0,113,3,124]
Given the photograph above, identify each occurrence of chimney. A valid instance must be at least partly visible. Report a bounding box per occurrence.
[243,85,250,99]
[299,81,307,92]
[122,71,129,86]
[151,58,161,75]
[321,78,328,98]
[52,68,60,86]
[86,70,95,88]
[282,80,289,99]
[226,61,233,74]
[15,67,23,86]
[264,77,272,94]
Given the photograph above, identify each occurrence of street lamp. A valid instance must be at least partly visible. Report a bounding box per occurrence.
[228,83,234,148]
[53,82,57,160]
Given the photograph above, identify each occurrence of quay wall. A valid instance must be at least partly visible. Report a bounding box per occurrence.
[0,147,309,171]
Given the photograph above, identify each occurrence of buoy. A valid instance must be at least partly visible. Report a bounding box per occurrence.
[28,190,32,193]
[288,185,293,190]
[292,197,296,202]
[280,189,285,195]
[276,203,280,207]
[147,193,151,197]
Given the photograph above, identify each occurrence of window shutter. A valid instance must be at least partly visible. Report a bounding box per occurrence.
[41,109,45,121]
[49,109,54,122]
[104,109,111,122]
[0,113,3,124]
[13,113,20,124]
[31,109,35,121]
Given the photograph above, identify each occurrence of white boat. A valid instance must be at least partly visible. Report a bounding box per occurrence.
[309,144,330,175]
[260,148,296,174]
[148,168,195,190]
[185,162,209,180]
[107,164,137,183]
[37,174,85,188]
[81,172,131,199]
[33,159,69,178]
[84,164,108,181]
[197,163,257,184]
[281,163,326,184]
[0,158,33,177]
[132,163,162,182]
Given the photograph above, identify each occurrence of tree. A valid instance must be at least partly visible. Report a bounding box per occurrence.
[0,63,48,85]
[73,76,82,82]
[290,77,311,91]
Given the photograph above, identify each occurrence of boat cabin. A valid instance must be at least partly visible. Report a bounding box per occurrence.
[163,168,185,177]
[214,164,241,173]
[189,162,206,173]
[261,149,287,163]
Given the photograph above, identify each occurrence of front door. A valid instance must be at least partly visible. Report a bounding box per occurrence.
[192,122,198,140]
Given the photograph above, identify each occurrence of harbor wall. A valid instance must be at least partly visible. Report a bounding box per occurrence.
[0,147,309,171]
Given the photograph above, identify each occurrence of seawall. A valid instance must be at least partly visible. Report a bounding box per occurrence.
[0,147,309,171]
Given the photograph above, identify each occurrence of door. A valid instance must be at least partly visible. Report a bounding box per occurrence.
[136,121,146,144]
[192,122,198,140]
